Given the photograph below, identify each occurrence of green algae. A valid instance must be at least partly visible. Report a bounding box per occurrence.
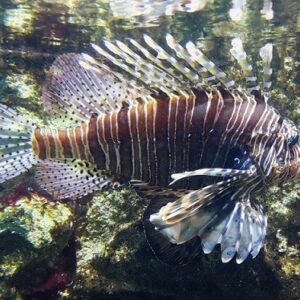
[0,193,73,279]
[0,281,22,300]
[74,187,147,293]
[255,183,300,298]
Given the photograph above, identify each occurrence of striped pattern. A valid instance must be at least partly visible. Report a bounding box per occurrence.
[27,33,298,264]
[32,87,297,187]
[33,125,93,162]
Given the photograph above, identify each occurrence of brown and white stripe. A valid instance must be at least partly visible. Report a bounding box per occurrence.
[32,88,294,187]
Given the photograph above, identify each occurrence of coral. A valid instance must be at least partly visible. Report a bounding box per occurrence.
[0,281,22,300]
[73,187,148,294]
[257,183,300,299]
[0,192,73,282]
[65,186,297,299]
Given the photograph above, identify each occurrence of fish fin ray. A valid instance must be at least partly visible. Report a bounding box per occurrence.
[35,159,114,199]
[131,180,201,265]
[0,103,38,183]
[43,53,150,124]
[131,179,191,199]
[170,167,252,185]
[259,43,273,96]
[143,190,203,265]
[87,34,241,97]
[148,173,267,263]
[230,37,260,94]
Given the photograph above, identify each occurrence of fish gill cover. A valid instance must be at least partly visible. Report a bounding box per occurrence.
[0,0,299,299]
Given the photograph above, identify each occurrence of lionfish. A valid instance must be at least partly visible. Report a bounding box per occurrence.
[0,34,299,264]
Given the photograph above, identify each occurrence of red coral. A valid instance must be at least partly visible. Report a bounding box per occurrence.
[32,270,71,293]
[2,184,55,207]
[2,184,29,206]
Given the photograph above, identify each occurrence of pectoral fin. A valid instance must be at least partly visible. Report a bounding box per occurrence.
[145,168,267,264]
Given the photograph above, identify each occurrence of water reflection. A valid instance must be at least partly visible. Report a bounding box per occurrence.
[109,0,213,27]
[0,0,298,117]
[229,0,247,22]
[261,0,274,20]
[0,0,298,51]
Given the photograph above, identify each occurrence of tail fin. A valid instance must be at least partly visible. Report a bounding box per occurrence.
[148,169,267,264]
[0,104,37,183]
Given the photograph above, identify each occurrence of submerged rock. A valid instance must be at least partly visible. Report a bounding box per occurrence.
[73,187,148,295]
[67,186,300,300]
[0,191,73,290]
[0,183,299,299]
[259,184,300,299]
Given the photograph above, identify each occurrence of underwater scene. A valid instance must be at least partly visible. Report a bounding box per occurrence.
[0,0,299,299]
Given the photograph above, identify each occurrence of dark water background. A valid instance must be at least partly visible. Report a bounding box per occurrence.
[0,0,299,299]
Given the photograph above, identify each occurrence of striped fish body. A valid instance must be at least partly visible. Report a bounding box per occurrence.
[32,88,291,187]
[2,34,300,264]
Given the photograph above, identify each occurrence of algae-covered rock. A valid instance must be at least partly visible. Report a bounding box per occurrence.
[258,183,300,298]
[73,187,148,294]
[0,281,22,300]
[0,192,73,280]
[67,186,295,300]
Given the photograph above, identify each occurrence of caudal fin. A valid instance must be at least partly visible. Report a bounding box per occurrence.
[0,103,37,183]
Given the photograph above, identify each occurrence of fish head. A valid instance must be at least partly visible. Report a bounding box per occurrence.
[286,128,300,180]
[274,120,300,182]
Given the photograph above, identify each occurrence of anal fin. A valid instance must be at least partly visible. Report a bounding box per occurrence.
[35,159,114,200]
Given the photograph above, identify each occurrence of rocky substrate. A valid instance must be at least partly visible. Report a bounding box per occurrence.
[0,183,299,300]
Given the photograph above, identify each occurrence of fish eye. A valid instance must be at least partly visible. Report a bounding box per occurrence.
[288,134,299,147]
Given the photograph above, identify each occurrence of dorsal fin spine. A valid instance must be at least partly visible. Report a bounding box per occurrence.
[259,43,273,93]
[93,42,180,93]
[143,35,197,82]
[230,37,260,93]
[186,41,234,88]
